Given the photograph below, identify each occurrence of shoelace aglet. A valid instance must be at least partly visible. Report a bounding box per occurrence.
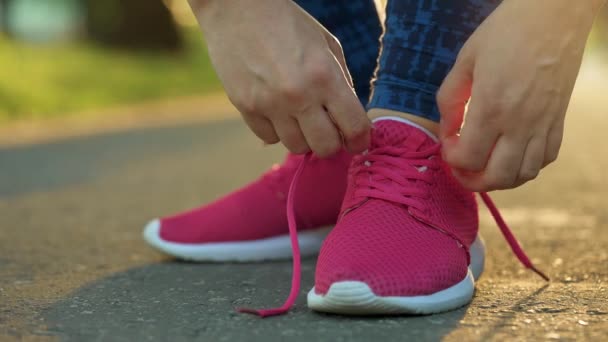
[479,192,550,282]
[236,307,287,318]
[528,265,550,282]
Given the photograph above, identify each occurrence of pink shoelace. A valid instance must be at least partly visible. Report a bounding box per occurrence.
[238,147,549,318]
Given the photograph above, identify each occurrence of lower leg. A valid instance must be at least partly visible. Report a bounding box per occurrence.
[368,108,439,134]
[368,0,502,135]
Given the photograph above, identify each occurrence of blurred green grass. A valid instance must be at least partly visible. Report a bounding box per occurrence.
[0,22,605,125]
[0,28,221,123]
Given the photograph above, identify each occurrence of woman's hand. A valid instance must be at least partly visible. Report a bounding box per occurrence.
[437,0,603,191]
[189,0,370,157]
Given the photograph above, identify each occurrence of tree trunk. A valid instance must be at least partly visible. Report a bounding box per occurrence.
[0,0,9,33]
[85,0,182,51]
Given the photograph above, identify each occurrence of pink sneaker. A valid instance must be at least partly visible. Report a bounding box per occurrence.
[238,118,547,318]
[143,151,351,262]
[305,118,548,315]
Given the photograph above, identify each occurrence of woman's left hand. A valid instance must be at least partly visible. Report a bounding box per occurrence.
[437,0,603,191]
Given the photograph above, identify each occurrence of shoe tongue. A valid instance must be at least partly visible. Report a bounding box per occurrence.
[371,119,437,151]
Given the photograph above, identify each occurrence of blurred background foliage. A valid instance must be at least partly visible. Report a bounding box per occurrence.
[0,0,606,124]
[0,0,219,123]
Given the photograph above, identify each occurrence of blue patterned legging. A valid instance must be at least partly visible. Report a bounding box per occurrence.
[294,0,501,122]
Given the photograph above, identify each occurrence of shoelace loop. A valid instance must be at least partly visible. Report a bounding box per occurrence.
[239,150,549,318]
[352,144,441,211]
[237,153,311,317]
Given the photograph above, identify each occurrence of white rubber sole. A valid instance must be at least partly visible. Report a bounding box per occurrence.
[142,219,332,262]
[307,235,486,315]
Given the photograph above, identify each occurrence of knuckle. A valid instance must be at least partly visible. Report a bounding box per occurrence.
[478,99,503,118]
[464,156,486,172]
[231,95,259,115]
[446,151,485,172]
[278,82,305,102]
[283,136,309,154]
[262,134,280,145]
[343,116,370,139]
[486,172,515,190]
[545,151,559,165]
[544,157,556,167]
[307,59,333,85]
[474,111,501,131]
[519,168,539,181]
[290,143,310,154]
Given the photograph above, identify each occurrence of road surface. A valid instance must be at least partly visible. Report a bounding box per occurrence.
[1,61,607,341]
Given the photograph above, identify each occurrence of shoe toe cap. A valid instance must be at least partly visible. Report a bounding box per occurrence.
[314,205,470,297]
[142,218,162,245]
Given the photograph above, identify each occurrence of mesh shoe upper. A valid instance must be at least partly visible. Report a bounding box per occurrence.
[158,151,351,243]
[238,120,547,317]
[315,120,477,297]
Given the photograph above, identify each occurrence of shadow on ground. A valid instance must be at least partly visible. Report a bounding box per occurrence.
[42,259,468,342]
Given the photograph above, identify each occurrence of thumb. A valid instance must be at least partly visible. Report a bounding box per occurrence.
[436,53,474,143]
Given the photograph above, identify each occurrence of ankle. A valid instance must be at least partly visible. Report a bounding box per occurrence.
[368,108,439,136]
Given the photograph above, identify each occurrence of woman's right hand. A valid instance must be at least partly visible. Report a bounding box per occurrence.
[189,0,370,157]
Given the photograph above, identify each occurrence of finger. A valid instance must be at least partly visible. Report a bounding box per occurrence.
[442,95,500,172]
[517,136,545,183]
[543,121,564,167]
[298,108,342,158]
[273,118,311,154]
[437,52,474,141]
[454,135,526,192]
[325,33,354,88]
[323,59,370,154]
[242,115,280,144]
